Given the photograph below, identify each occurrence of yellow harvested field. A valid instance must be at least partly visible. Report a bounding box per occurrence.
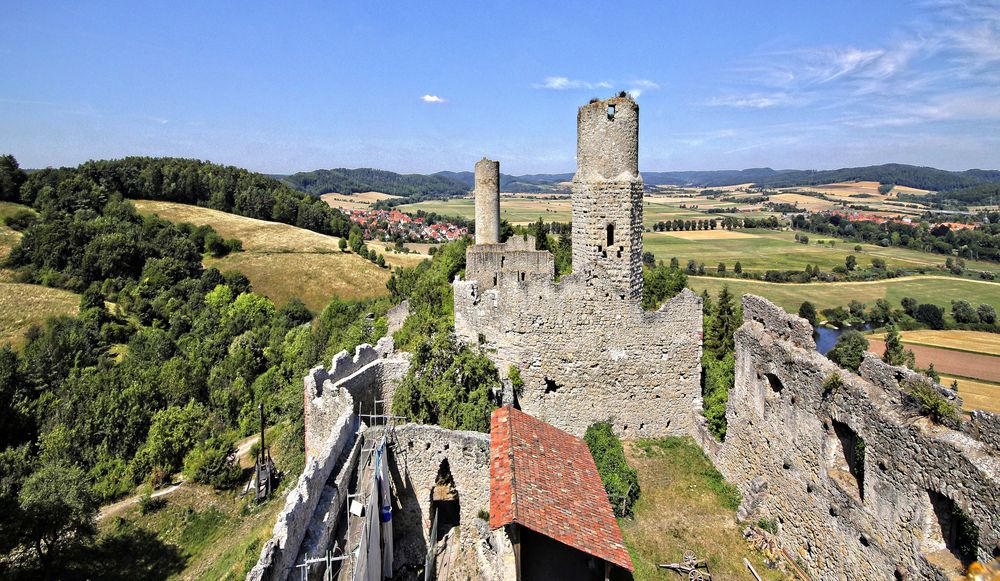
[892,184,933,195]
[869,330,1000,357]
[0,282,79,347]
[321,191,400,211]
[663,229,758,240]
[769,193,833,211]
[939,376,1000,415]
[133,200,393,311]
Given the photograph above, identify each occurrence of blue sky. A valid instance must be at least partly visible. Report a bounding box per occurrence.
[2,0,999,174]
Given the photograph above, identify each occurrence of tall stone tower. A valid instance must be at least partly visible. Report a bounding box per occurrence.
[571,96,643,300]
[474,157,500,245]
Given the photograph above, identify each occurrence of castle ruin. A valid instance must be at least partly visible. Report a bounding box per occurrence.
[251,95,1000,581]
[454,96,704,438]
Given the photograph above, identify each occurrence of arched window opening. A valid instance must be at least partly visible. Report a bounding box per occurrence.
[431,459,461,542]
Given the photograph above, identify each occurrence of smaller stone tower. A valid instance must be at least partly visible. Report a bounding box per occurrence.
[474,157,500,245]
[571,96,644,300]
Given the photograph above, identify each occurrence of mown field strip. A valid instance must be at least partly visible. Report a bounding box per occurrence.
[938,375,1000,415]
[867,339,1000,383]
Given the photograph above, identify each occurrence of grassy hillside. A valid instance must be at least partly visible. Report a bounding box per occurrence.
[621,437,787,580]
[688,275,1000,314]
[133,201,394,311]
[0,282,80,346]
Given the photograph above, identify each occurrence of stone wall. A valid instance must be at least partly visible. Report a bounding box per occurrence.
[454,273,703,438]
[304,338,411,458]
[709,295,1000,579]
[387,423,491,575]
[464,242,554,292]
[247,400,358,581]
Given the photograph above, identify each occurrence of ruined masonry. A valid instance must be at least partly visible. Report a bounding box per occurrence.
[455,96,704,438]
[251,96,1000,580]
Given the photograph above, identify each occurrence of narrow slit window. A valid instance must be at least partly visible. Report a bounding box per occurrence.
[606,224,615,247]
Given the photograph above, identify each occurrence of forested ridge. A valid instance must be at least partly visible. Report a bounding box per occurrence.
[0,155,391,579]
[282,167,470,198]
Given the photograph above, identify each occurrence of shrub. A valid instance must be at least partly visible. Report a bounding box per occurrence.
[915,303,945,329]
[584,421,640,518]
[906,381,961,426]
[182,436,241,489]
[138,493,166,515]
[822,372,844,396]
[827,331,869,372]
[4,209,38,231]
[757,518,778,534]
[508,365,524,396]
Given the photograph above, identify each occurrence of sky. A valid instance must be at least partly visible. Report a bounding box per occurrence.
[2,1,999,175]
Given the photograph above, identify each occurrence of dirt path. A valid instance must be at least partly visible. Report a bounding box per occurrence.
[98,480,185,521]
[98,434,262,522]
[867,340,1000,383]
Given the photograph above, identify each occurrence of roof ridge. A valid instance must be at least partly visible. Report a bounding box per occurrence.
[507,406,518,522]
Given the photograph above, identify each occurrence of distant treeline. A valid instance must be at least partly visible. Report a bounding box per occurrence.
[905,182,1000,209]
[282,168,470,198]
[749,163,1000,192]
[791,212,1000,263]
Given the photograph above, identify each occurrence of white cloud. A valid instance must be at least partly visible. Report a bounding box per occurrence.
[421,94,446,103]
[533,76,612,90]
[706,93,791,109]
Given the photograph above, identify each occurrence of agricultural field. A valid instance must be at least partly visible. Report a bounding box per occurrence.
[320,191,400,211]
[688,275,1000,314]
[133,201,395,311]
[397,196,573,224]
[776,181,933,216]
[867,330,1000,357]
[621,437,786,580]
[0,282,80,347]
[938,376,1000,415]
[646,228,1000,274]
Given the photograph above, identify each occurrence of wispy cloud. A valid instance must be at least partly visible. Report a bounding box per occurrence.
[533,76,612,90]
[533,77,661,98]
[421,94,446,104]
[706,92,793,109]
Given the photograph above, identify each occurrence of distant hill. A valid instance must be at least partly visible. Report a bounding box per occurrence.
[282,163,1000,200]
[282,168,470,198]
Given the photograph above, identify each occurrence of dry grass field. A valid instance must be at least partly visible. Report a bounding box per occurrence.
[0,282,79,347]
[320,191,400,211]
[662,229,757,240]
[621,437,787,580]
[768,193,835,212]
[938,376,1000,415]
[133,201,392,311]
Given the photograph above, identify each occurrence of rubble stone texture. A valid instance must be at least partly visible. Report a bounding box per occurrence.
[705,295,1000,579]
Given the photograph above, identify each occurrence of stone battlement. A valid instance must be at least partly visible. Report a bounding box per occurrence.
[708,294,1000,579]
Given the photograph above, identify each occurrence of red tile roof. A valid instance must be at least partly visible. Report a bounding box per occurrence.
[489,406,634,572]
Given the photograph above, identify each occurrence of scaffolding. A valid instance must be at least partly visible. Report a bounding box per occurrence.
[295,399,404,581]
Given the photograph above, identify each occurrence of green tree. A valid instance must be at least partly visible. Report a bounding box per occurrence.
[882,325,907,366]
[705,286,739,356]
[18,462,97,567]
[798,301,818,329]
[338,237,348,252]
[978,303,997,324]
[916,303,946,330]
[0,154,27,202]
[901,297,919,317]
[845,255,857,271]
[733,261,742,274]
[951,300,979,324]
[827,330,869,372]
[641,262,687,310]
[584,421,639,517]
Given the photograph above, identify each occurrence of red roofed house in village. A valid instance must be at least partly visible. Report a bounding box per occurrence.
[490,405,634,581]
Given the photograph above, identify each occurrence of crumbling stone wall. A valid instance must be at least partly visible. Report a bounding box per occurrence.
[709,295,1000,579]
[455,275,703,438]
[388,423,491,575]
[454,96,703,439]
[248,400,358,581]
[304,338,411,458]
